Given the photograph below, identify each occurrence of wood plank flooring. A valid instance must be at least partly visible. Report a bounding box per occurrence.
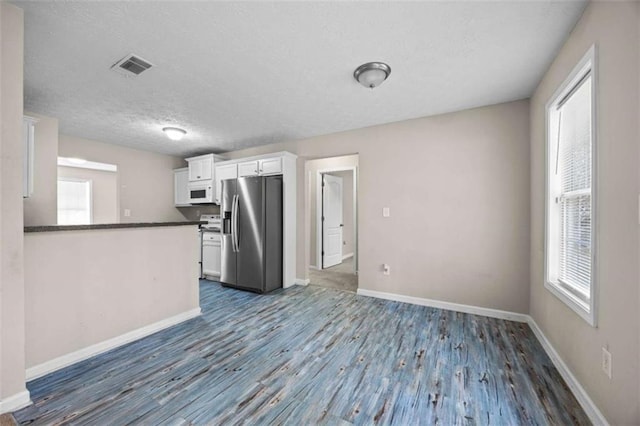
[15,281,590,425]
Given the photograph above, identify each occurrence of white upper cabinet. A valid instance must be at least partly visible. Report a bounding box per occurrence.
[174,168,190,206]
[259,157,282,176]
[214,163,238,204]
[187,154,214,182]
[238,158,282,178]
[238,160,259,177]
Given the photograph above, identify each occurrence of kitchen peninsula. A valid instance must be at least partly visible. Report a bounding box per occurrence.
[23,221,202,380]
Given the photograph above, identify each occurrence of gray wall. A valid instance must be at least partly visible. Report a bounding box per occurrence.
[58,166,119,224]
[226,100,531,314]
[529,2,639,423]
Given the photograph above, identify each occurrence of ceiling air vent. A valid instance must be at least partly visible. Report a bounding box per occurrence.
[110,54,153,77]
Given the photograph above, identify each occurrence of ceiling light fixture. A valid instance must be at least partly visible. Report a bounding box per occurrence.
[163,127,187,141]
[354,62,391,89]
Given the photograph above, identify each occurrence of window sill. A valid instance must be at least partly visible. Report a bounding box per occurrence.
[545,280,596,327]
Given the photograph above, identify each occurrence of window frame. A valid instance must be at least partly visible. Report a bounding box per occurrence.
[57,177,93,225]
[544,44,598,327]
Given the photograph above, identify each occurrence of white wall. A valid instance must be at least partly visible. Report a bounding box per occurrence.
[226,100,531,314]
[24,225,200,369]
[59,134,186,223]
[57,166,118,224]
[529,2,639,423]
[0,2,28,409]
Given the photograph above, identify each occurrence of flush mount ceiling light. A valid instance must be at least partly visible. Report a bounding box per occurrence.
[353,62,391,89]
[162,127,187,141]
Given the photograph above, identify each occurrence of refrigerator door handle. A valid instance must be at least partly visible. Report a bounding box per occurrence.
[230,194,237,252]
[233,194,240,252]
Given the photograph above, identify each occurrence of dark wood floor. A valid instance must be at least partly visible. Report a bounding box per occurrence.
[15,281,589,425]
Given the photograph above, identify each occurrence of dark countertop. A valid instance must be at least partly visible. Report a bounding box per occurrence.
[25,221,205,233]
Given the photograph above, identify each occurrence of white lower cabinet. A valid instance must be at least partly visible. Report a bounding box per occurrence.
[202,232,221,278]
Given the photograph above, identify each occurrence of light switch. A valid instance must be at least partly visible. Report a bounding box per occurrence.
[383,207,390,217]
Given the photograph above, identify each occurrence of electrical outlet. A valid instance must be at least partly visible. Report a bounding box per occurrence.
[383,207,390,217]
[383,264,390,275]
[602,347,612,379]
[124,209,131,217]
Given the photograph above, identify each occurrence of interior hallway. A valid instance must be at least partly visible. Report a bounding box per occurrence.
[309,257,357,293]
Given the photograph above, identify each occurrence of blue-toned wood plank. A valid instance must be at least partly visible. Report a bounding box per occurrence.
[14,281,590,425]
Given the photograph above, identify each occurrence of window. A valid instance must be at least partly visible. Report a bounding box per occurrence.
[545,45,597,326]
[58,178,92,225]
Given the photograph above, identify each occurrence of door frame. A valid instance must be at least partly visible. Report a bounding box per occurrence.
[315,166,358,273]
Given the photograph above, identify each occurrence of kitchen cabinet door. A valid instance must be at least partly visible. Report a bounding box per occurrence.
[202,233,221,278]
[188,155,213,181]
[174,168,190,206]
[215,163,238,204]
[238,160,259,177]
[259,158,282,175]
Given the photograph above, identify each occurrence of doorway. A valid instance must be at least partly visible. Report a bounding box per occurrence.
[306,155,358,292]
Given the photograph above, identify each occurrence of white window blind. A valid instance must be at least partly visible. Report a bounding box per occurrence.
[58,179,92,225]
[545,45,596,326]
[556,74,592,299]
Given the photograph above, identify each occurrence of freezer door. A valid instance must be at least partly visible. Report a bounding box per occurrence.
[236,177,265,291]
[220,234,236,285]
[220,179,237,286]
[264,176,283,293]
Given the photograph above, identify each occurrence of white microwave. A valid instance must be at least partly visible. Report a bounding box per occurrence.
[188,181,214,204]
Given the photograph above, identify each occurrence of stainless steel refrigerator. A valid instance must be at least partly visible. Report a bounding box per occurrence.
[220,176,283,293]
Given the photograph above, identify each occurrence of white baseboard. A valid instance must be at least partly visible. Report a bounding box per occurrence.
[527,318,609,426]
[308,265,319,271]
[0,390,31,414]
[295,278,310,286]
[26,307,202,381]
[356,288,607,426]
[356,288,529,323]
[342,253,354,260]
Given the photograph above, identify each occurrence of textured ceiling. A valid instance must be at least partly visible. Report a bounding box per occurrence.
[17,1,586,156]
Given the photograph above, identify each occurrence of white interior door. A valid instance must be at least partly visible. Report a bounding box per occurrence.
[322,174,343,268]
